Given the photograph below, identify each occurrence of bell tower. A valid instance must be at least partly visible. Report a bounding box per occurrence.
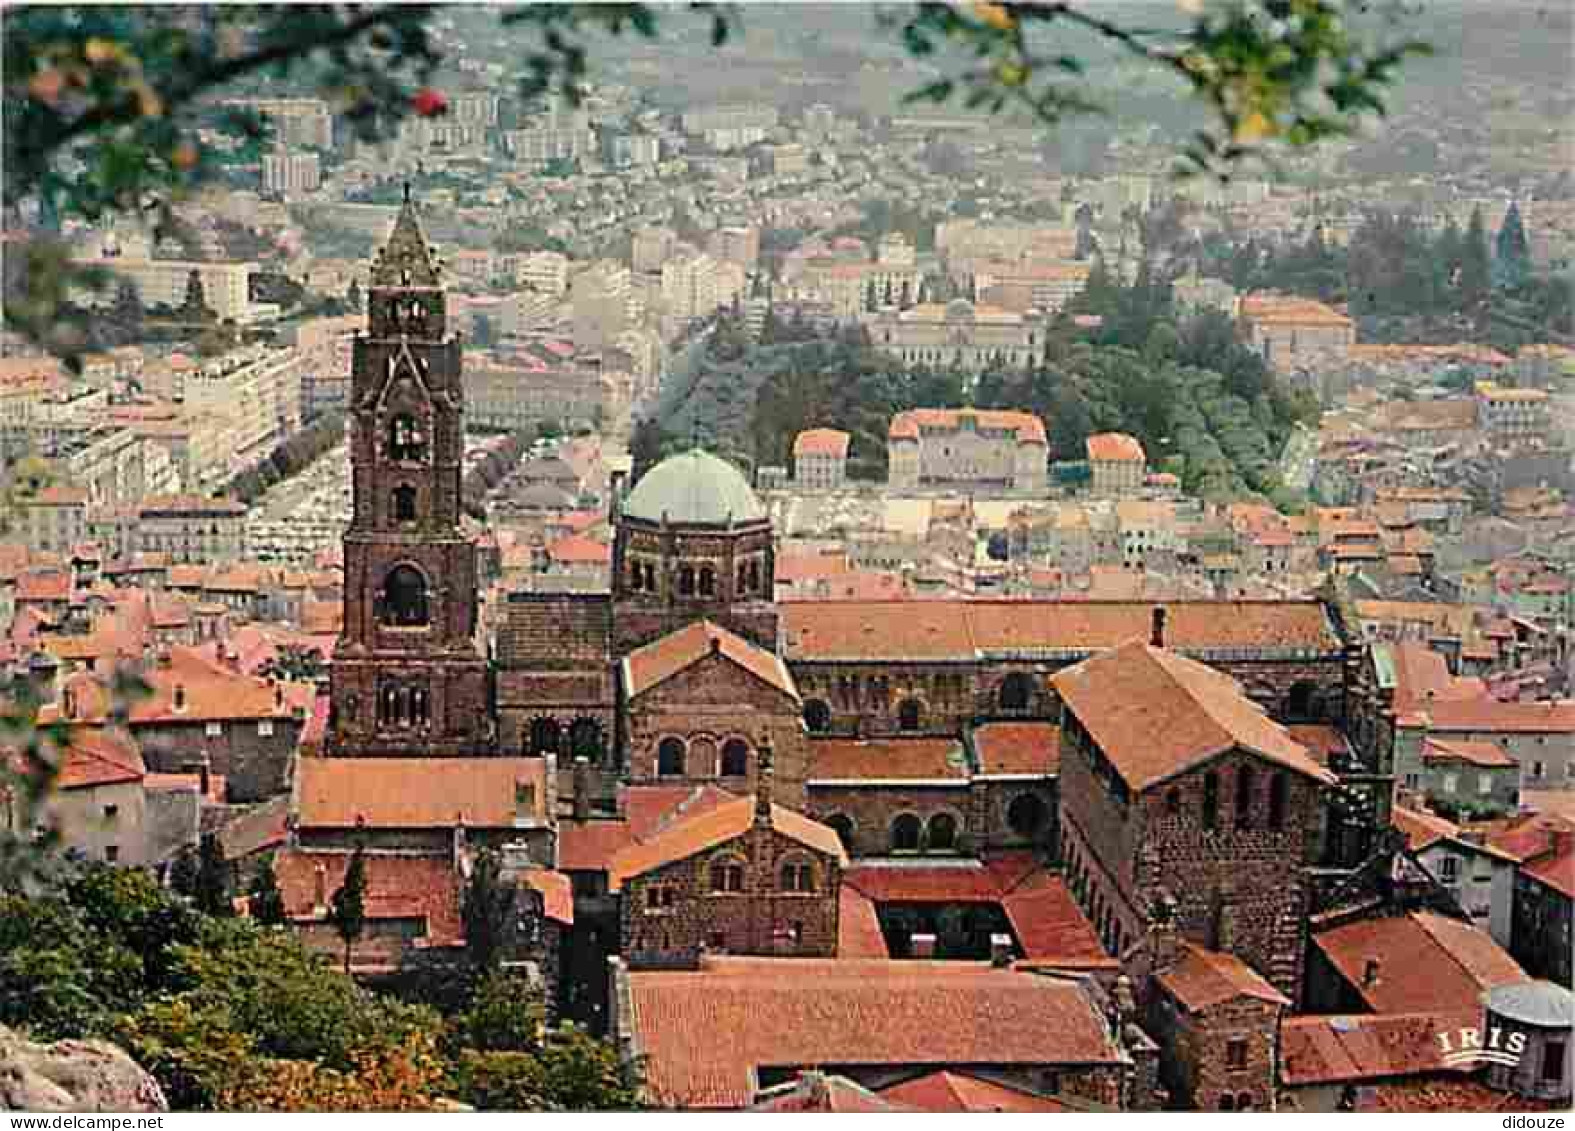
[326,188,491,757]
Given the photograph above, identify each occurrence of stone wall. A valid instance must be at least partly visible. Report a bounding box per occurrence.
[620,821,841,964]
[625,654,810,809]
[1148,991,1282,1111]
[137,715,303,803]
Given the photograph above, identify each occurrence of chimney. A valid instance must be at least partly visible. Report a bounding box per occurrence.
[514,779,538,826]
[198,756,210,799]
[1362,957,1382,988]
[273,682,284,710]
[172,683,187,713]
[1151,893,1183,973]
[755,736,774,826]
[990,932,1014,967]
[313,861,327,911]
[1151,606,1167,648]
[910,932,937,959]
[573,755,591,822]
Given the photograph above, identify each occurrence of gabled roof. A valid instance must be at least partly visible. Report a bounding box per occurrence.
[295,755,548,829]
[1312,911,1527,1013]
[1085,432,1146,462]
[607,794,845,891]
[55,728,145,790]
[792,428,850,458]
[622,620,797,701]
[807,736,967,783]
[1421,737,1516,768]
[627,958,1123,1109]
[879,1071,1079,1112]
[750,1074,914,1112]
[1052,641,1334,792]
[1157,944,1290,1012]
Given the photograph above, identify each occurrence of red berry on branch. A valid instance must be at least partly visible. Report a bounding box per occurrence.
[411,88,448,117]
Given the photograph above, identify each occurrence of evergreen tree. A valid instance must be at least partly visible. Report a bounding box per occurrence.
[461,848,515,974]
[168,847,199,898]
[1493,201,1530,290]
[329,842,367,974]
[193,833,231,917]
[247,858,287,926]
[1461,205,1491,311]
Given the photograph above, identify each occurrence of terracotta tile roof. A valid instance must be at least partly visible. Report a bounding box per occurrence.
[41,646,313,726]
[1283,724,1350,765]
[750,1074,914,1112]
[880,1070,1078,1112]
[54,728,144,789]
[627,958,1122,1109]
[1422,738,1516,768]
[1311,911,1527,1013]
[17,570,72,603]
[143,771,226,802]
[1000,871,1111,967]
[837,886,889,958]
[773,550,852,583]
[30,486,88,506]
[1279,1009,1478,1086]
[607,795,845,891]
[1393,806,1465,854]
[972,721,1060,776]
[1419,698,1575,735]
[557,819,637,872]
[807,736,967,782]
[1355,1078,1568,1113]
[522,869,574,925]
[545,534,610,565]
[623,620,797,701]
[889,408,1046,445]
[274,849,463,943]
[1085,432,1146,462]
[1240,293,1353,327]
[1052,642,1334,792]
[1157,943,1290,1012]
[295,756,548,829]
[845,852,1041,904]
[1522,833,1575,899]
[781,600,1342,662]
[792,428,851,458]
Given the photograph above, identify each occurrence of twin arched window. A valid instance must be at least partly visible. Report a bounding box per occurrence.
[393,485,417,523]
[711,857,745,893]
[780,858,816,893]
[998,672,1035,712]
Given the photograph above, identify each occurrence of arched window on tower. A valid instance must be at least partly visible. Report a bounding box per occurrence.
[569,718,604,762]
[927,812,958,853]
[642,562,656,592]
[382,565,429,627]
[388,413,426,462]
[747,560,760,593]
[698,566,715,597]
[898,698,923,732]
[1236,765,1255,829]
[628,560,643,591]
[891,813,923,853]
[410,686,429,728]
[998,672,1035,712]
[679,565,695,596]
[803,699,832,733]
[392,485,417,523]
[737,561,749,594]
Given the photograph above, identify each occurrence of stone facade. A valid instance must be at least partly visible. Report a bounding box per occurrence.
[326,196,491,759]
[611,514,777,653]
[1149,984,1282,1111]
[625,649,809,810]
[1059,719,1325,1002]
[620,818,842,965]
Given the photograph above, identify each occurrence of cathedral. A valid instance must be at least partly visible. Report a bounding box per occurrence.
[281,194,1392,1027]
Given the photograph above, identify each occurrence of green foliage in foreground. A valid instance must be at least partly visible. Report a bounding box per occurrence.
[0,864,637,1111]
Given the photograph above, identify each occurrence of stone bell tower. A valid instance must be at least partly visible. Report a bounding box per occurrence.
[326,187,491,757]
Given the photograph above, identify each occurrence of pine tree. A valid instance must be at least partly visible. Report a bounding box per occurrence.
[248,857,287,926]
[1461,205,1491,316]
[1493,201,1530,290]
[462,847,516,974]
[194,832,232,917]
[329,842,368,974]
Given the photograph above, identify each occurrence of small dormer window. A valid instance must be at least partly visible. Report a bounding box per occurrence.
[173,684,187,712]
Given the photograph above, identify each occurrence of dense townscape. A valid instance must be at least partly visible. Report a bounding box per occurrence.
[0,1,1572,1115]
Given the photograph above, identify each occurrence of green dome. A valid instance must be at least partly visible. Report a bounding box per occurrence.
[622,449,765,526]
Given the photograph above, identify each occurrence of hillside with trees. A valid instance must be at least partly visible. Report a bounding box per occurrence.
[637,273,1314,508]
